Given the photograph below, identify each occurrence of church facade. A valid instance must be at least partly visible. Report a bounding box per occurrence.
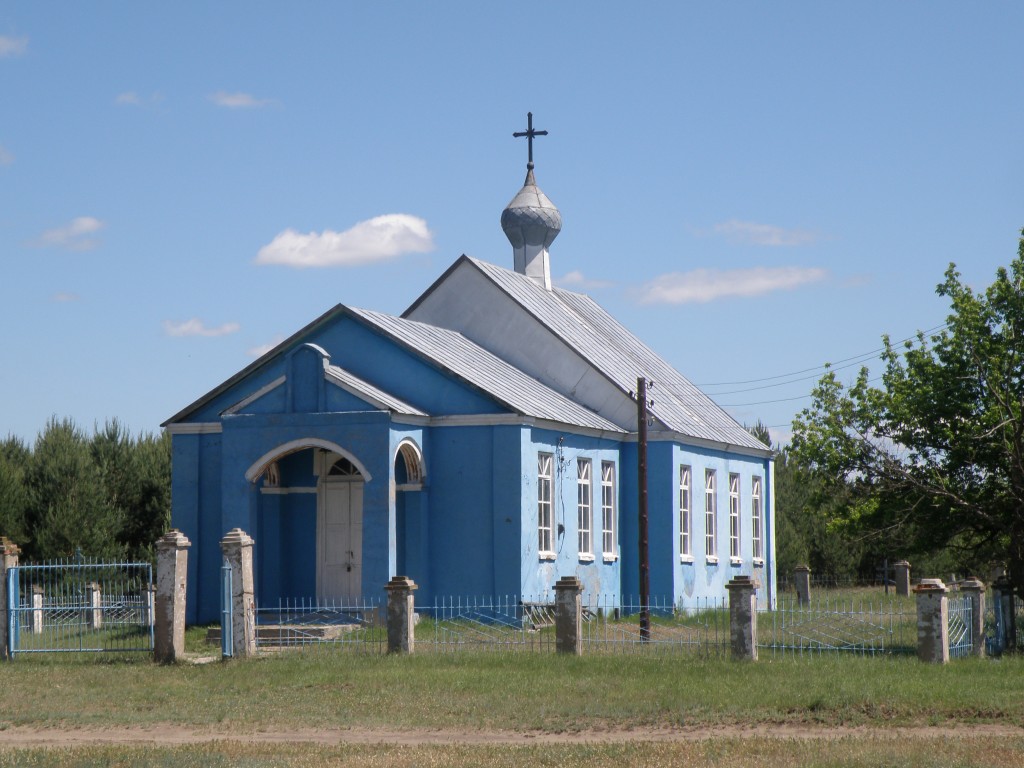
[164,133,776,625]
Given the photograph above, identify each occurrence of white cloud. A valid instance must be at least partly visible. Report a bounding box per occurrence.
[637,266,828,305]
[34,217,105,251]
[713,219,819,247]
[0,144,12,166]
[555,270,614,290]
[51,292,80,303]
[115,91,141,105]
[248,335,287,358]
[256,214,435,268]
[163,319,241,338]
[208,91,275,109]
[0,36,27,58]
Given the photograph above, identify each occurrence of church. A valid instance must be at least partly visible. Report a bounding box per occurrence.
[164,118,776,625]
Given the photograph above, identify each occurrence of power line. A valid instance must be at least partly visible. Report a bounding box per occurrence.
[718,375,884,408]
[697,322,948,388]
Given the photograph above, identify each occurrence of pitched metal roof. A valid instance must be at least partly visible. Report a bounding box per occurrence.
[465,258,768,452]
[324,364,427,417]
[347,307,623,433]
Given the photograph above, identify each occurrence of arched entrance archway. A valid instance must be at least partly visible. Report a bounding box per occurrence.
[244,440,371,602]
[394,439,425,583]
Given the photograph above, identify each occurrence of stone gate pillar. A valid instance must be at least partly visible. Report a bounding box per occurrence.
[220,528,257,659]
[894,560,912,597]
[726,575,759,661]
[155,529,191,663]
[915,578,949,664]
[0,537,20,661]
[794,565,811,605]
[554,576,584,655]
[384,576,418,654]
[959,577,986,658]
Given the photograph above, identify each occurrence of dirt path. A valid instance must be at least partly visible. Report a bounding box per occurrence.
[1,723,1022,748]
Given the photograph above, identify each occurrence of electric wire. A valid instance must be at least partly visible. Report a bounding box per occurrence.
[697,322,948,390]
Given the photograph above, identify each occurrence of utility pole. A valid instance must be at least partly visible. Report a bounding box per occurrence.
[636,377,652,642]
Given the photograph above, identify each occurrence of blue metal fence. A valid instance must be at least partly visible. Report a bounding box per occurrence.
[948,594,973,659]
[759,594,916,657]
[6,559,153,656]
[220,557,233,658]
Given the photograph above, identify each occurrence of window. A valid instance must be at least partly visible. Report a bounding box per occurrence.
[577,459,593,559]
[679,466,692,559]
[601,461,617,559]
[537,453,554,556]
[729,473,741,561]
[752,476,764,562]
[705,469,717,560]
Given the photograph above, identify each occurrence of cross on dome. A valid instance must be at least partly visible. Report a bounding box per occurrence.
[512,112,548,170]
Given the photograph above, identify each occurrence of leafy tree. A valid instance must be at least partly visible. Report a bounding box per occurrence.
[792,231,1024,593]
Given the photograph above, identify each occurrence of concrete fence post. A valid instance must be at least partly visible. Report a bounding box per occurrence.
[384,576,418,654]
[794,565,811,605]
[959,577,986,658]
[86,582,103,629]
[154,529,191,663]
[726,575,759,661]
[553,576,584,655]
[894,560,912,597]
[220,528,257,659]
[0,537,20,661]
[992,576,1016,653]
[31,585,43,634]
[144,584,156,629]
[915,578,949,664]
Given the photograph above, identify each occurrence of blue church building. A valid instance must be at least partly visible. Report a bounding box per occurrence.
[164,139,776,625]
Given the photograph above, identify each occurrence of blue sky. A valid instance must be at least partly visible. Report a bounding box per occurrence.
[2,3,1022,447]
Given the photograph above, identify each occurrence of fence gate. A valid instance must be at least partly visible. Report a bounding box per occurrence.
[220,556,235,657]
[6,559,154,657]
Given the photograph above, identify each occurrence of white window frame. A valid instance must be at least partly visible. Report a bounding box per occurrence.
[705,469,717,562]
[577,458,593,560]
[679,465,692,561]
[537,452,554,559]
[601,461,617,561]
[752,476,764,564]
[729,473,741,562]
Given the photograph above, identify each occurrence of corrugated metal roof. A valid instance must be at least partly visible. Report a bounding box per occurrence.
[467,258,768,452]
[324,365,427,417]
[348,307,623,433]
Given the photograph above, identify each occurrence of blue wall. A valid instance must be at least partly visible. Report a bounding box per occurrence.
[518,427,623,603]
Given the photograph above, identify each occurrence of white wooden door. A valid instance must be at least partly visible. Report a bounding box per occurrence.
[318,480,363,599]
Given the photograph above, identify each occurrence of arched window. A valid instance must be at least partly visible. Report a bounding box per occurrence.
[327,456,363,479]
[394,440,424,488]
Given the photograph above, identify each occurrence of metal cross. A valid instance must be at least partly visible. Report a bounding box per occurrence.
[513,112,548,170]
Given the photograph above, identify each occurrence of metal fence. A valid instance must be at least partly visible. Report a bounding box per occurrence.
[581,596,727,656]
[759,594,916,657]
[418,595,555,653]
[237,594,728,656]
[986,587,1024,656]
[252,596,386,653]
[5,559,154,656]
[948,594,973,659]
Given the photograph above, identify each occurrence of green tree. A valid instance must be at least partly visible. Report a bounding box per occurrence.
[25,418,124,560]
[0,436,30,544]
[792,231,1024,592]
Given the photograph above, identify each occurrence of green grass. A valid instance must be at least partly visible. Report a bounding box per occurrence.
[0,738,1023,768]
[1,650,1023,732]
